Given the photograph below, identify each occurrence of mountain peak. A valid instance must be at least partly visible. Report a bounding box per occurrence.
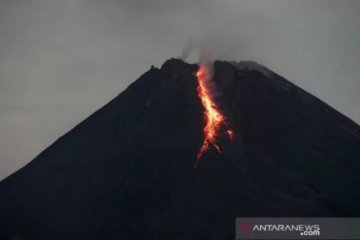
[0,58,360,240]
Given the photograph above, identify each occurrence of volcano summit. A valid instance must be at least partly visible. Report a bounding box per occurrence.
[0,59,360,240]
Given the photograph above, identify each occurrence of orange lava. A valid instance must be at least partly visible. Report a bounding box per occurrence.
[226,129,235,140]
[195,64,234,163]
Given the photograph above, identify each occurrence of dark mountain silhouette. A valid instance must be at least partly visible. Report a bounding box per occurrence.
[0,59,360,240]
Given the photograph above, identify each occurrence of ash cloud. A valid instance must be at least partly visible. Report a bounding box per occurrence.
[180,39,214,64]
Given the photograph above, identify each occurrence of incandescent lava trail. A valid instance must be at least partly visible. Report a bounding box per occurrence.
[195,64,234,164]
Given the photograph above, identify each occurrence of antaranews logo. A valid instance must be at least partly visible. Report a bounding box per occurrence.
[238,222,320,236]
[236,218,360,240]
[238,221,253,235]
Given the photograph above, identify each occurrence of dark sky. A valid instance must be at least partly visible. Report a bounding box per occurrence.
[1,0,360,179]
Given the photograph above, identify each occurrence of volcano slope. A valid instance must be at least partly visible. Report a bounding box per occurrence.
[0,59,359,240]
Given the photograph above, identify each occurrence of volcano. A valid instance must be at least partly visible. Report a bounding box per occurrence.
[1,59,360,240]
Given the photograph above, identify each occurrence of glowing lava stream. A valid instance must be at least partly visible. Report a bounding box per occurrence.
[195,64,234,164]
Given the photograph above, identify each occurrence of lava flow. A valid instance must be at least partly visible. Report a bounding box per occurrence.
[195,64,234,164]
